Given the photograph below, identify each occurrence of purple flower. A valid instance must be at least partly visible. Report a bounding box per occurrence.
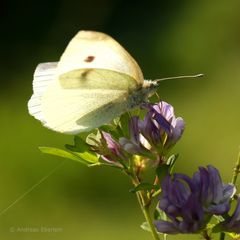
[140,101,185,151]
[119,116,152,157]
[90,101,185,168]
[120,101,184,158]
[221,196,240,233]
[155,165,235,234]
[155,174,206,234]
[91,131,126,167]
[193,165,236,215]
[138,111,162,147]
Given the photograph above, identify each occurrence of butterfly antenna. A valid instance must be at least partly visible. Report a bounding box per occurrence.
[154,73,204,83]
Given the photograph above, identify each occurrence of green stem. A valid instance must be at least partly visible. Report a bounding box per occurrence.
[136,191,160,240]
[219,232,225,240]
[131,174,160,240]
[231,150,240,185]
[219,150,240,240]
[202,230,211,240]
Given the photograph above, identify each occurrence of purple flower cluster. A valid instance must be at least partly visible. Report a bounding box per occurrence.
[120,101,185,155]
[92,101,185,166]
[155,165,236,234]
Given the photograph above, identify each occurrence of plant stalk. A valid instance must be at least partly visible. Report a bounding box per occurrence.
[231,150,240,185]
[136,191,160,240]
[131,175,160,240]
[219,232,225,240]
[202,230,211,240]
[219,150,240,240]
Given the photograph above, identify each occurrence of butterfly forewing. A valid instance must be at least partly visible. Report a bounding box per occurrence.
[57,31,144,85]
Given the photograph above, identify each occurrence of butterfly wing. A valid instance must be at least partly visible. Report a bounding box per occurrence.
[28,62,58,123]
[41,77,129,134]
[28,63,132,134]
[28,31,144,134]
[57,31,144,85]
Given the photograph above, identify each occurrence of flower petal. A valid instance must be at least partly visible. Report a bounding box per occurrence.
[198,167,211,202]
[206,202,230,215]
[154,112,171,133]
[181,195,204,223]
[119,137,141,154]
[171,117,185,140]
[207,165,223,203]
[153,101,174,121]
[222,184,236,201]
[155,220,179,234]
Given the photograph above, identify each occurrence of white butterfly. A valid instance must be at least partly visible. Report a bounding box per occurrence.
[28,31,202,134]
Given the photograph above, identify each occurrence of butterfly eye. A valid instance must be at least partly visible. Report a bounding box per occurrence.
[84,56,95,62]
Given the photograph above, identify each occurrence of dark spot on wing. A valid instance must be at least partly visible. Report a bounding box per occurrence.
[84,56,95,62]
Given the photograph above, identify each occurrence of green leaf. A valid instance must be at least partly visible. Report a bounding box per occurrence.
[129,182,159,193]
[64,135,99,164]
[140,222,151,232]
[156,154,179,182]
[75,135,88,150]
[73,151,99,164]
[166,154,179,173]
[98,124,116,133]
[211,223,223,233]
[167,153,178,165]
[98,122,123,140]
[212,214,231,233]
[85,131,101,146]
[119,112,130,138]
[214,215,225,222]
[156,164,169,182]
[66,135,89,152]
[154,206,167,221]
[39,147,90,165]
[227,232,240,239]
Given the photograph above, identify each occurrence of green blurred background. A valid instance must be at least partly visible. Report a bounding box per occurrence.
[1,0,240,239]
